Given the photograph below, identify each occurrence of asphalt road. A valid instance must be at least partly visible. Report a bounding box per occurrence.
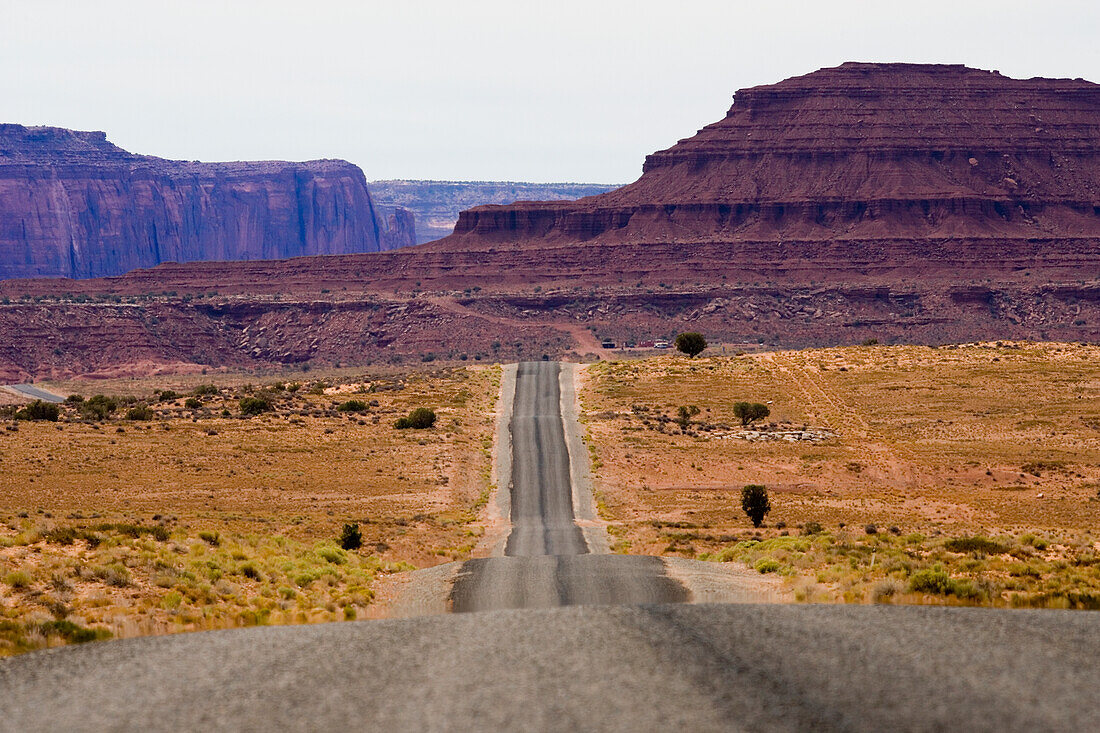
[4,383,65,403]
[450,361,688,611]
[503,361,587,556]
[3,603,1099,732]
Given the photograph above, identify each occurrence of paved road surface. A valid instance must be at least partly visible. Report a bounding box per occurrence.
[3,603,1099,732]
[503,361,587,556]
[450,361,688,611]
[3,384,65,403]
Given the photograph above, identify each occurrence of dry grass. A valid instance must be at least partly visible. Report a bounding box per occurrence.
[0,365,499,655]
[582,342,1100,606]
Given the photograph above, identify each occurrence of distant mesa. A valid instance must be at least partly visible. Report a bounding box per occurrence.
[367,180,620,245]
[442,62,1100,275]
[0,124,416,280]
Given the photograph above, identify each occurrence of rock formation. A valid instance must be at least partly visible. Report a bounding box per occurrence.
[368,180,620,244]
[0,124,415,280]
[447,62,1100,283]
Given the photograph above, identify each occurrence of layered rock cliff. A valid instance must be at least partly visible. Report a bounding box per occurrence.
[448,63,1100,266]
[0,125,415,280]
[368,180,620,244]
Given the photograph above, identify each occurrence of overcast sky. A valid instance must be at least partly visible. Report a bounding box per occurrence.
[2,1,1098,183]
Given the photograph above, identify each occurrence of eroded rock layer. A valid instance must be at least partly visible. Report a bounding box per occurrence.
[0,124,415,280]
[447,63,1100,254]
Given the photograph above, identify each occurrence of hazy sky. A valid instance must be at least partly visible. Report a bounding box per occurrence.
[3,1,1098,183]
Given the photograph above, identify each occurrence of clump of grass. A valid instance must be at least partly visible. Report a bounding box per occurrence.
[33,620,112,644]
[754,558,782,574]
[944,536,1008,555]
[199,530,221,547]
[4,570,33,589]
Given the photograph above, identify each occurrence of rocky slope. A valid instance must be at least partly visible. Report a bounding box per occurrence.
[2,63,1100,378]
[368,180,619,244]
[0,124,415,280]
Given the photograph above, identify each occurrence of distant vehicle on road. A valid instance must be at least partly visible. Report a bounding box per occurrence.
[653,340,671,349]
[637,340,655,348]
[600,340,616,349]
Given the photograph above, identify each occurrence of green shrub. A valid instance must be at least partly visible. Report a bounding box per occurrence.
[754,558,782,573]
[676,405,700,429]
[337,400,368,412]
[199,530,221,546]
[184,397,201,409]
[34,619,112,644]
[65,394,84,404]
[15,400,60,421]
[239,396,273,416]
[81,394,117,420]
[394,407,436,429]
[945,536,1008,555]
[741,484,771,528]
[4,570,33,588]
[126,404,154,420]
[192,384,219,396]
[239,563,262,581]
[339,523,363,550]
[909,567,954,595]
[318,545,349,564]
[802,521,824,536]
[157,390,181,402]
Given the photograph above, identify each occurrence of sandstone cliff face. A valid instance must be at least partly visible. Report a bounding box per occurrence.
[0,125,415,280]
[448,63,1100,258]
[368,180,620,244]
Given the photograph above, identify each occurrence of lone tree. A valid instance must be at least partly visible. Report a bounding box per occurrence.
[741,484,771,527]
[339,523,363,551]
[676,405,700,430]
[675,332,707,358]
[733,401,770,426]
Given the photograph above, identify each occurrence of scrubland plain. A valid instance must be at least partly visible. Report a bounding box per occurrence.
[582,343,1100,607]
[0,366,497,655]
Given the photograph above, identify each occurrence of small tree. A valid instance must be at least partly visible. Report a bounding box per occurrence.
[733,401,770,426]
[676,405,700,430]
[15,400,60,422]
[675,332,707,358]
[741,484,771,527]
[337,399,368,413]
[339,523,363,551]
[395,407,436,429]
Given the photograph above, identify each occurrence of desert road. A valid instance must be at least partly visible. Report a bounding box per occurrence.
[1,383,65,403]
[450,361,690,612]
[2,361,1100,731]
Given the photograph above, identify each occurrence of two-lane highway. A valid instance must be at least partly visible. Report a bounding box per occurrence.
[450,361,688,611]
[504,361,588,556]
